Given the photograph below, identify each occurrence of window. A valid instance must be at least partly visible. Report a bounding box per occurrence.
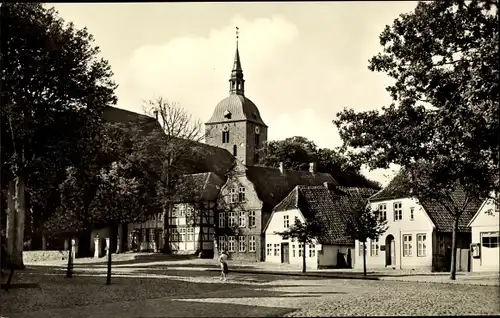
[274,244,280,256]
[358,241,366,256]
[283,215,290,228]
[228,236,235,252]
[403,234,413,257]
[172,229,179,242]
[394,202,403,221]
[218,236,227,251]
[233,145,237,156]
[230,188,238,203]
[222,131,229,143]
[378,204,387,221]
[417,234,427,257]
[248,211,256,227]
[179,204,186,217]
[239,211,246,227]
[266,244,272,256]
[410,207,414,221]
[187,228,194,241]
[238,187,246,202]
[186,205,193,217]
[370,238,379,256]
[292,245,296,257]
[179,228,186,242]
[239,236,246,252]
[228,212,237,227]
[298,244,304,257]
[481,232,499,248]
[255,133,260,146]
[149,229,155,242]
[309,244,315,257]
[172,206,178,217]
[249,236,256,252]
[219,212,226,228]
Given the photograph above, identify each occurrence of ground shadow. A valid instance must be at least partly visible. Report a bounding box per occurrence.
[1,270,343,317]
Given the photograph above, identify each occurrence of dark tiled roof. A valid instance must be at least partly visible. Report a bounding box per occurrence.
[246,166,338,212]
[103,106,236,181]
[370,171,482,232]
[369,171,411,202]
[172,172,225,202]
[419,193,482,233]
[272,185,368,245]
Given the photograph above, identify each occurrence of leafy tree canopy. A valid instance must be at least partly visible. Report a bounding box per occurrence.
[257,136,380,189]
[334,0,499,200]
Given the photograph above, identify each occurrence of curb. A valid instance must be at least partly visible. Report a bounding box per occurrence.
[205,268,381,280]
[204,268,499,286]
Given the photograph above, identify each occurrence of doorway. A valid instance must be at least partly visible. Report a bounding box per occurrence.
[281,243,290,264]
[385,235,396,266]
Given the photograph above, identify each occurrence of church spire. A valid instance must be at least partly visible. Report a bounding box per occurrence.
[229,26,245,95]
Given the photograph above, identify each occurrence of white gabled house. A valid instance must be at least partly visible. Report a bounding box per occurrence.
[468,196,499,272]
[355,172,482,272]
[263,183,375,270]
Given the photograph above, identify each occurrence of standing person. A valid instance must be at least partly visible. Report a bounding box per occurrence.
[219,251,229,281]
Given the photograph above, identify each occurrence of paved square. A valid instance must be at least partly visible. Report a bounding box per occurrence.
[1,266,499,317]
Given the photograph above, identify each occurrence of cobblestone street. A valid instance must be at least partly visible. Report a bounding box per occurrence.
[2,265,499,317]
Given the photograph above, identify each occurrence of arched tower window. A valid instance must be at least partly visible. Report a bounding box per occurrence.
[233,145,237,156]
[222,131,229,143]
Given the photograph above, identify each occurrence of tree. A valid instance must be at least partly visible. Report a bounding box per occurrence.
[127,97,205,252]
[334,0,498,280]
[275,216,324,273]
[345,202,388,276]
[1,3,117,267]
[257,136,380,188]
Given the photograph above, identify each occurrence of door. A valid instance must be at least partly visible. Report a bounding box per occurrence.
[385,234,395,266]
[281,243,290,264]
[390,240,396,265]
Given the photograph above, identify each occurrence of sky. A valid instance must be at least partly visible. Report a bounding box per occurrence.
[51,2,418,187]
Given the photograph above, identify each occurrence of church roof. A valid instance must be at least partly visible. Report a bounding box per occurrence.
[172,172,225,202]
[102,106,236,181]
[206,94,267,127]
[245,165,337,213]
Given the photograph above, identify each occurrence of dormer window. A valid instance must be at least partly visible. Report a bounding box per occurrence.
[224,110,232,119]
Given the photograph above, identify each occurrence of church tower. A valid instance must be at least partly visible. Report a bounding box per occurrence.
[205,28,268,166]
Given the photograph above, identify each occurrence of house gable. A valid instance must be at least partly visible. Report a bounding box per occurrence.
[468,198,500,228]
[370,197,435,233]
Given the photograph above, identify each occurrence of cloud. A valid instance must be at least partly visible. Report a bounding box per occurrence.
[118,15,300,122]
[272,108,341,149]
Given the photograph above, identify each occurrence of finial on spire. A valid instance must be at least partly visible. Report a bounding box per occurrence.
[236,26,239,49]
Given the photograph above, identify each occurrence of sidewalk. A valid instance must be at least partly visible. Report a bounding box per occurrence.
[25,253,499,287]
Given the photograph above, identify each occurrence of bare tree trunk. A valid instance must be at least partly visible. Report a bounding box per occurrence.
[362,241,367,276]
[6,179,15,258]
[6,176,26,269]
[302,239,307,273]
[449,216,460,280]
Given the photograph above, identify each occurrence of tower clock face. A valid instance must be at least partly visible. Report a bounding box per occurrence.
[255,126,260,134]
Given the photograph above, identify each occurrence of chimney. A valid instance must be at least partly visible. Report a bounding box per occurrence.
[309,162,316,173]
[279,162,284,174]
[153,110,159,121]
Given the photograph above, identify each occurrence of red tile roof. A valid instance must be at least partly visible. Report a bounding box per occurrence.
[270,185,374,245]
[369,171,482,232]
